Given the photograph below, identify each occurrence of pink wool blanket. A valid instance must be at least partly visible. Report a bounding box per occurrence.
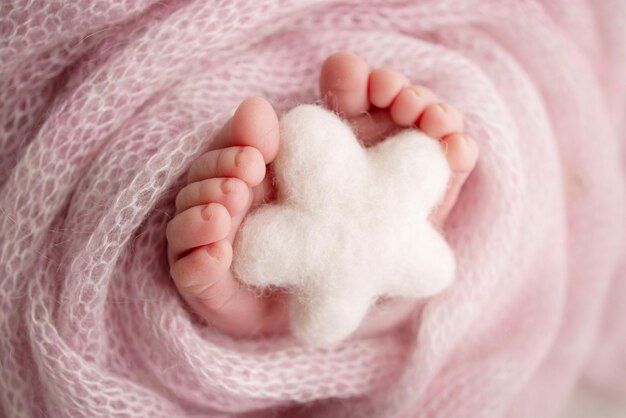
[1,1,625,417]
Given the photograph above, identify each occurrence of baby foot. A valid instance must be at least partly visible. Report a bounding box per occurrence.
[319,52,479,227]
[317,53,479,336]
[167,53,479,339]
[167,97,288,337]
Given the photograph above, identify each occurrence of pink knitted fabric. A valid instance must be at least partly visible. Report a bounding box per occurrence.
[1,1,625,417]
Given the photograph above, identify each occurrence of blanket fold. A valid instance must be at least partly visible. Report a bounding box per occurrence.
[1,1,625,417]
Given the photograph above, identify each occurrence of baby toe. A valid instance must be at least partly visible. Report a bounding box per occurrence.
[170,239,233,300]
[187,146,266,186]
[389,86,437,127]
[419,103,464,138]
[368,67,408,108]
[175,177,250,215]
[166,203,231,262]
[229,97,280,163]
[430,133,479,227]
[442,133,479,174]
[320,52,370,117]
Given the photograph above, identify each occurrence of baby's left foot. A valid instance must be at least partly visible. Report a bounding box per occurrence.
[167,97,288,337]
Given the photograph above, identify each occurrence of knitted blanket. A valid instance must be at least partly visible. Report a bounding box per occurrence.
[1,1,625,417]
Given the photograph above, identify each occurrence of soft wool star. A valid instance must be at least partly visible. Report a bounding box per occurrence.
[233,105,456,346]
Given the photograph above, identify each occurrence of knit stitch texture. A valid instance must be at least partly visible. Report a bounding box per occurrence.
[1,1,625,417]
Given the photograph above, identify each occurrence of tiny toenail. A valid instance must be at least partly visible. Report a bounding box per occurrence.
[221,179,233,194]
[436,103,448,113]
[202,205,213,221]
[235,148,246,167]
[410,88,422,97]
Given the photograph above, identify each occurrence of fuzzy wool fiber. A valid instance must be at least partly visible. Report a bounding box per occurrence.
[233,105,455,346]
[1,1,626,417]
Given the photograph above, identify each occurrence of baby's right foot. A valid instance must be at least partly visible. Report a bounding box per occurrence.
[319,52,479,226]
[167,53,479,339]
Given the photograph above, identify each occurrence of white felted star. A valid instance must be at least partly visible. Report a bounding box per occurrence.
[232,105,456,346]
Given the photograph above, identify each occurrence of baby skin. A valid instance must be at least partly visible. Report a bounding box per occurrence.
[166,52,479,338]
